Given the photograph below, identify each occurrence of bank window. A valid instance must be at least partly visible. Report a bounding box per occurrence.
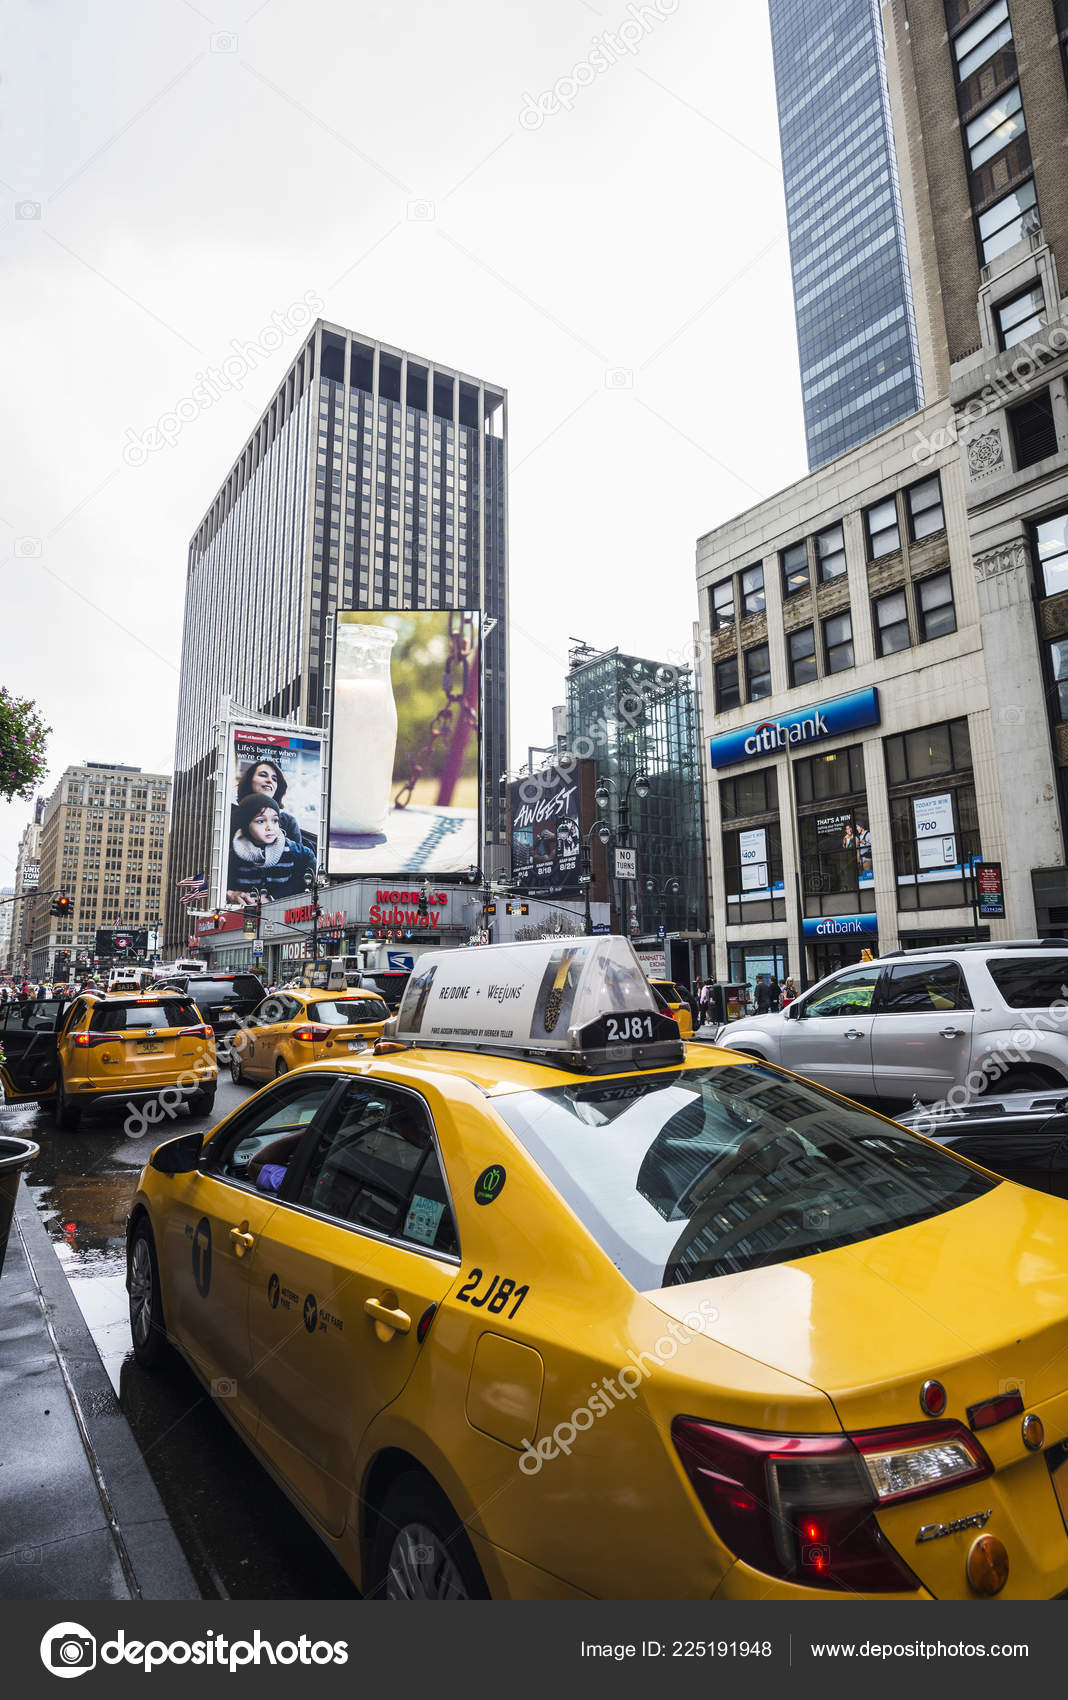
[823,611,854,674]
[873,589,910,657]
[978,177,1038,262]
[781,541,809,597]
[953,0,1011,81]
[995,284,1045,350]
[816,523,846,582]
[721,820,785,926]
[1049,640,1068,721]
[1009,390,1058,469]
[906,475,944,542]
[917,572,957,642]
[741,564,765,616]
[788,626,817,687]
[798,807,874,917]
[711,579,735,630]
[794,745,866,804]
[885,718,971,787]
[1036,511,1068,597]
[745,643,772,702]
[714,655,740,713]
[966,84,1025,172]
[865,497,900,560]
[720,769,777,822]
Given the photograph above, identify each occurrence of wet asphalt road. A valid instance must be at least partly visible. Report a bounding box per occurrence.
[6,1076,357,1600]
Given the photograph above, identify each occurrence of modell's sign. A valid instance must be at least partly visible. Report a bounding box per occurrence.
[708,687,881,770]
[283,905,346,927]
[370,888,449,928]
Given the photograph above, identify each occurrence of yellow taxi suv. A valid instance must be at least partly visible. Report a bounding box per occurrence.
[228,988,390,1084]
[1,991,217,1130]
[649,979,694,1040]
[127,938,1068,1600]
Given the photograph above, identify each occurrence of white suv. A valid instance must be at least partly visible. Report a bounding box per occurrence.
[712,943,1068,1106]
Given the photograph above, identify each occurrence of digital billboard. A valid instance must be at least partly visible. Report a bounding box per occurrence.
[220,723,324,907]
[95,926,149,959]
[328,610,480,878]
[510,765,581,898]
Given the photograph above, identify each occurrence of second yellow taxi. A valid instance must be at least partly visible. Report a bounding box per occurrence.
[228,987,390,1084]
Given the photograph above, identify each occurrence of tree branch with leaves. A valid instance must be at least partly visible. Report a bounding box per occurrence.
[0,688,50,802]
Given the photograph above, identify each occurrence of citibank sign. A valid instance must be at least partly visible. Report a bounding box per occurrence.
[708,687,881,770]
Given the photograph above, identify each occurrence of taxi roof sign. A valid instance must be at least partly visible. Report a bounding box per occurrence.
[396,936,685,1073]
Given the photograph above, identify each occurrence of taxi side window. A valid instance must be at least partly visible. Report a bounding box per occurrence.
[294,1084,459,1256]
[209,1077,338,1188]
[252,997,285,1026]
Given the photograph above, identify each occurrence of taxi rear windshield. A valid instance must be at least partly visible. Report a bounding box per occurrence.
[314,998,390,1025]
[90,1000,198,1032]
[493,1064,994,1289]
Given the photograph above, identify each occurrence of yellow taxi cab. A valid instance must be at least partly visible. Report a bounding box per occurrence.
[127,937,1068,1600]
[228,988,390,1085]
[1,990,216,1130]
[649,979,694,1039]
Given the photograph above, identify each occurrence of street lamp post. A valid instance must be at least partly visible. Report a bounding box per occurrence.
[644,875,682,949]
[595,770,649,935]
[303,865,329,969]
[579,820,613,936]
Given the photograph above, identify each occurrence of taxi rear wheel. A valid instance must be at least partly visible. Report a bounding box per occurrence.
[373,1473,489,1601]
[189,1085,216,1116]
[229,1050,244,1084]
[54,1076,81,1132]
[274,1058,287,1077]
[128,1222,170,1369]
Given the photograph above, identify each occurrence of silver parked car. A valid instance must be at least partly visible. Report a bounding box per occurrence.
[711,942,1068,1106]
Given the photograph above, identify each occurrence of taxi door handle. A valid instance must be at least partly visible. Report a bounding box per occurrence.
[940,1027,965,1039]
[230,1227,255,1255]
[364,1297,412,1336]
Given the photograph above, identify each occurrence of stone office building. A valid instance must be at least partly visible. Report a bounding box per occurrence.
[695,401,1057,988]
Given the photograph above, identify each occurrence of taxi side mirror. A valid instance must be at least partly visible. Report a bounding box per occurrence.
[150,1130,204,1175]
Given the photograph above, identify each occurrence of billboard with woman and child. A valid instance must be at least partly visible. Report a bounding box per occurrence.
[219,725,324,908]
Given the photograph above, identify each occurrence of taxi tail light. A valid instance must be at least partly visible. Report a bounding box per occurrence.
[294,1024,331,1043]
[178,1024,213,1040]
[671,1419,930,1593]
[74,1031,111,1048]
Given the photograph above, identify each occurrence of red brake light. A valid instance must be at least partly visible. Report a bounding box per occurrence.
[74,1031,111,1048]
[671,1418,925,1593]
[179,1024,214,1040]
[294,1024,331,1042]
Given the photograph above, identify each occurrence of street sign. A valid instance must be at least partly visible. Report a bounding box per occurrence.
[478,929,490,946]
[656,923,666,940]
[977,861,1006,919]
[614,847,637,881]
[252,942,264,960]
[592,923,610,935]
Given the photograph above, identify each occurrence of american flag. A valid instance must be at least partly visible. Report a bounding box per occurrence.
[177,872,206,907]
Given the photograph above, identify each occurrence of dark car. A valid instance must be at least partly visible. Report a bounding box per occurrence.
[151,972,266,1053]
[896,1091,1068,1197]
[346,969,411,1012]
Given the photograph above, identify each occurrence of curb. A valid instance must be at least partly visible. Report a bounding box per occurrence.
[11,1183,200,1600]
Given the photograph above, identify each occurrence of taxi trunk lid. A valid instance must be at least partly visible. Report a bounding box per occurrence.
[648,1182,1068,1598]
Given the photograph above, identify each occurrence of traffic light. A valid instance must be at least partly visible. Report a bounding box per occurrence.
[50,893,72,917]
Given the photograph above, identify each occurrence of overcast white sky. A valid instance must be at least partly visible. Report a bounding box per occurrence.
[0,0,806,882]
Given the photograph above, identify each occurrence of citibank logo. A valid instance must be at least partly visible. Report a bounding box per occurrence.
[744,710,829,756]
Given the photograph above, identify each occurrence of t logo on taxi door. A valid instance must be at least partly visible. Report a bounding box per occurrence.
[192,1218,212,1298]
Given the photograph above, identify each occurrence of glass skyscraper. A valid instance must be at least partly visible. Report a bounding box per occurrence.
[168,322,507,950]
[769,0,924,468]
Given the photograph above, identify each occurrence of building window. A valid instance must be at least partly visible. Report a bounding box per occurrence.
[712,578,735,630]
[714,655,740,713]
[977,177,1037,262]
[1035,510,1068,597]
[788,626,818,687]
[966,84,1025,172]
[822,611,853,674]
[1009,390,1058,468]
[865,496,900,560]
[815,523,846,582]
[906,474,944,542]
[720,769,776,820]
[873,589,910,657]
[741,564,765,616]
[745,643,772,701]
[1049,640,1068,721]
[781,541,809,597]
[917,571,957,642]
[885,718,978,911]
[952,0,1011,82]
[995,283,1045,349]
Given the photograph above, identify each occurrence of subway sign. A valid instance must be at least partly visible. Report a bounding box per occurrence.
[708,687,881,770]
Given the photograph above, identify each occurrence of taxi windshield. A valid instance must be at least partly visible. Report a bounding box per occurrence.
[310,998,390,1025]
[493,1063,994,1290]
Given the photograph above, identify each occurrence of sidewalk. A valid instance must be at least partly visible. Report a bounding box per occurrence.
[0,1181,199,1600]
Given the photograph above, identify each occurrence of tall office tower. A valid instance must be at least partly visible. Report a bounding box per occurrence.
[10,796,44,976]
[30,763,171,977]
[881,0,1068,931]
[0,889,14,974]
[167,321,508,951]
[769,0,926,467]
